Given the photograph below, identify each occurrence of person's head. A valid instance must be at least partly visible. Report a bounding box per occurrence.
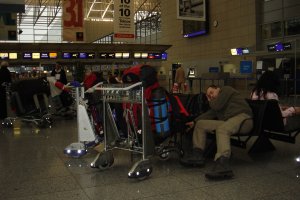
[1,61,9,68]
[55,63,61,70]
[206,85,220,101]
[85,68,92,76]
[253,71,280,96]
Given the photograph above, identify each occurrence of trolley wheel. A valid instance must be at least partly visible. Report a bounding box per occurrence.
[2,118,13,127]
[91,151,114,170]
[128,159,152,180]
[158,148,171,161]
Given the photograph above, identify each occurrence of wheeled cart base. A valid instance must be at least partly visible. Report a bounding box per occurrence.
[64,142,88,158]
[128,159,152,180]
[90,150,114,169]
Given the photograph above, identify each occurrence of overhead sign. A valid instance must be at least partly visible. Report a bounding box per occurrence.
[63,0,84,42]
[114,0,135,42]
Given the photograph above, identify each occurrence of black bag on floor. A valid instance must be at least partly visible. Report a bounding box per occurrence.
[60,91,73,107]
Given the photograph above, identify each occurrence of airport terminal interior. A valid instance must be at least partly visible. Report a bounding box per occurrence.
[1,0,300,199]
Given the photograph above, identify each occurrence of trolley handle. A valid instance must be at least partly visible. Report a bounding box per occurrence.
[95,82,142,91]
[85,82,104,93]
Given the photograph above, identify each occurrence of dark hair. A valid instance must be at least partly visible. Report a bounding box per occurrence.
[252,71,281,98]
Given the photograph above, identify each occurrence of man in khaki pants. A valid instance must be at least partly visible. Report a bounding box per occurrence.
[181,85,253,180]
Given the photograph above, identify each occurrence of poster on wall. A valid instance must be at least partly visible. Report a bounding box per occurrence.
[114,0,135,42]
[177,0,206,21]
[63,0,84,42]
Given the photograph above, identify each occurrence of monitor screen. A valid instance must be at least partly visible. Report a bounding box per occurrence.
[122,52,130,58]
[0,53,8,59]
[134,53,141,58]
[107,53,115,58]
[79,52,87,59]
[71,53,79,58]
[230,48,237,55]
[115,53,122,58]
[9,53,17,59]
[236,48,243,55]
[141,53,148,58]
[62,52,71,59]
[23,53,32,59]
[32,53,40,59]
[242,48,250,54]
[49,52,57,59]
[40,53,49,59]
[161,52,168,60]
[87,53,95,59]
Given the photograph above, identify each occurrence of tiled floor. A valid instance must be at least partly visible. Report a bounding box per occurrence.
[1,115,300,200]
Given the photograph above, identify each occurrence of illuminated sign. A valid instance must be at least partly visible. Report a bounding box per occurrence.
[32,53,40,59]
[115,53,122,58]
[49,52,57,59]
[87,53,95,59]
[9,53,17,59]
[141,53,148,58]
[79,52,87,59]
[40,53,49,59]
[148,53,161,59]
[0,53,9,59]
[134,53,141,58]
[23,52,32,59]
[62,52,71,59]
[161,52,168,60]
[122,52,130,58]
[71,53,79,58]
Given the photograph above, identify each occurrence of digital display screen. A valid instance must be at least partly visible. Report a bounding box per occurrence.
[115,53,122,58]
[40,53,49,59]
[87,53,95,59]
[9,53,17,59]
[236,48,243,55]
[23,53,32,59]
[0,53,8,59]
[134,53,141,58]
[71,53,79,58]
[242,48,249,54]
[141,53,148,58]
[148,53,161,59]
[32,53,40,59]
[49,52,57,59]
[230,49,237,55]
[99,53,115,58]
[79,52,87,59]
[62,52,71,59]
[161,52,168,60]
[122,52,130,58]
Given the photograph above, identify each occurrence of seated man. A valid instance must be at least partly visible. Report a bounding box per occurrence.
[181,85,253,180]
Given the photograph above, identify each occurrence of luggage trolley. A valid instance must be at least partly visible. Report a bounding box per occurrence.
[64,82,103,158]
[90,82,155,180]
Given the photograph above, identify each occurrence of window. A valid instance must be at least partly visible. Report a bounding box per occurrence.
[285,18,300,36]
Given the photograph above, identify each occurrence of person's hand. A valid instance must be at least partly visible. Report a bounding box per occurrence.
[185,121,194,127]
[185,121,195,132]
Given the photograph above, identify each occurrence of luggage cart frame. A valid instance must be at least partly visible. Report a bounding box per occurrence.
[90,82,155,180]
